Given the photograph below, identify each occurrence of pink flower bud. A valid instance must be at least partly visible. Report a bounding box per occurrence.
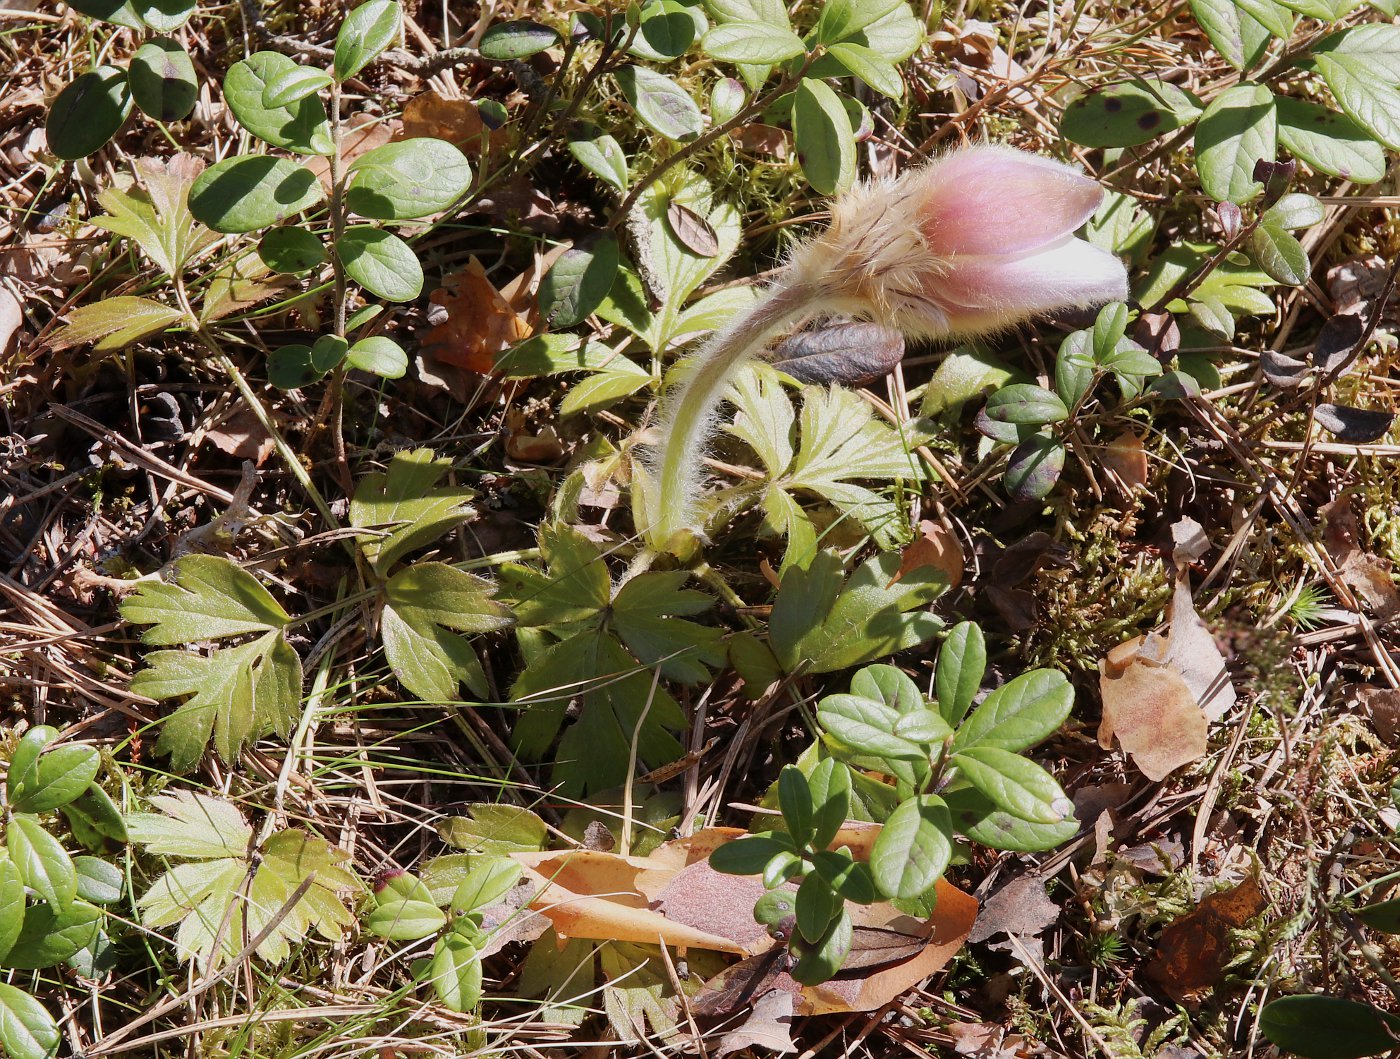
[789,144,1128,339]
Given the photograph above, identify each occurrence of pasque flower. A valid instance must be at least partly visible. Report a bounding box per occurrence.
[643,145,1129,552]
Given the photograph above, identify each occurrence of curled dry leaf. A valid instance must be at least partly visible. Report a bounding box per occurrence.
[767,321,906,386]
[421,257,531,374]
[665,201,720,258]
[1170,516,1209,567]
[714,989,797,1056]
[1102,430,1148,492]
[1144,874,1268,1000]
[1348,685,1400,746]
[509,825,977,1017]
[1314,403,1395,443]
[893,519,964,590]
[1320,497,1400,619]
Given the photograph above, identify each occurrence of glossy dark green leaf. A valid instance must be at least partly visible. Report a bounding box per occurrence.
[189,156,324,233]
[5,900,101,969]
[135,0,195,32]
[1248,219,1309,285]
[1195,82,1277,203]
[793,77,856,195]
[1260,995,1400,1059]
[762,850,802,889]
[0,856,23,964]
[73,857,123,906]
[262,66,333,107]
[944,786,1079,852]
[7,816,75,910]
[708,832,796,876]
[869,796,951,900]
[1004,434,1065,502]
[339,226,423,302]
[702,19,805,62]
[615,65,703,141]
[1276,96,1386,183]
[223,52,333,155]
[753,888,796,929]
[267,344,322,390]
[11,745,100,814]
[5,727,57,809]
[809,850,875,904]
[60,786,127,849]
[818,693,922,761]
[347,335,407,379]
[65,0,144,29]
[310,335,348,374]
[1061,79,1203,148]
[951,747,1072,824]
[1356,897,1400,934]
[936,621,985,728]
[1313,26,1400,149]
[813,0,903,43]
[478,19,560,60]
[568,135,628,191]
[346,138,472,220]
[984,384,1069,427]
[953,669,1073,753]
[631,0,702,61]
[0,983,60,1059]
[335,0,402,81]
[1189,0,1275,70]
[128,39,197,122]
[538,236,620,328]
[258,226,327,274]
[795,873,840,943]
[806,758,851,850]
[790,907,852,985]
[46,67,131,161]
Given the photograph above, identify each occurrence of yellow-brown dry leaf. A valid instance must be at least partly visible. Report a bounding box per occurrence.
[1103,430,1148,492]
[892,519,963,589]
[397,91,511,155]
[421,257,531,373]
[1098,647,1208,782]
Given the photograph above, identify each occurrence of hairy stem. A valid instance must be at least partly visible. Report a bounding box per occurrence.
[645,281,818,550]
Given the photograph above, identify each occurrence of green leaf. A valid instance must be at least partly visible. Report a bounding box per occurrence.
[1248,218,1309,285]
[777,766,815,846]
[346,137,473,220]
[608,571,723,684]
[259,226,327,274]
[1060,79,1203,148]
[340,226,423,302]
[310,334,348,374]
[10,745,99,814]
[0,983,60,1059]
[478,19,560,59]
[435,804,547,856]
[132,631,302,770]
[568,135,629,192]
[429,932,483,1011]
[1276,97,1385,183]
[73,857,123,906]
[122,554,290,644]
[950,747,1072,824]
[1315,53,1400,150]
[770,549,946,674]
[367,897,445,940]
[790,907,852,985]
[708,832,797,875]
[793,78,857,195]
[66,0,144,28]
[1230,0,1294,37]
[1260,995,1400,1059]
[538,237,621,328]
[944,786,1079,851]
[262,65,333,107]
[188,155,324,233]
[1189,0,1275,70]
[5,728,56,810]
[5,899,101,969]
[1356,897,1400,933]
[60,787,127,850]
[335,0,401,81]
[375,869,434,906]
[795,873,840,943]
[267,344,322,390]
[125,791,252,859]
[0,855,24,964]
[813,0,904,43]
[223,52,333,155]
[615,65,704,140]
[953,669,1073,753]
[806,758,852,850]
[936,622,985,727]
[810,850,875,904]
[46,66,131,161]
[347,335,408,378]
[1267,193,1323,231]
[134,0,195,32]
[702,20,806,62]
[91,160,213,277]
[349,447,477,573]
[50,296,185,353]
[1004,434,1065,502]
[128,39,197,121]
[984,384,1069,427]
[630,1,703,62]
[1194,82,1277,203]
[450,857,522,913]
[869,796,952,900]
[8,815,76,910]
[819,694,927,761]
[381,562,513,702]
[827,42,903,98]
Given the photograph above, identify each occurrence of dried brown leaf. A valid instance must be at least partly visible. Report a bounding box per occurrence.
[1102,430,1148,493]
[968,876,1058,944]
[1099,646,1207,781]
[893,519,963,589]
[421,257,531,374]
[1144,875,1268,1000]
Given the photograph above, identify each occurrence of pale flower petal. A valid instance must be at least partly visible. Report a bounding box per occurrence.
[916,145,1104,258]
[923,236,1130,336]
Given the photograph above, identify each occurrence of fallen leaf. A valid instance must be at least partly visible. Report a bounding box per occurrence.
[306,115,398,189]
[1311,313,1364,375]
[1099,638,1208,782]
[1321,497,1400,618]
[1144,875,1268,1000]
[504,408,566,463]
[1261,349,1310,389]
[398,90,508,155]
[203,407,274,465]
[1102,430,1148,492]
[421,257,531,373]
[893,519,963,589]
[730,124,790,158]
[968,875,1058,944]
[714,988,797,1056]
[1314,403,1395,443]
[768,321,905,386]
[0,286,21,355]
[1349,685,1400,746]
[1170,517,1209,567]
[665,200,720,257]
[1155,577,1235,722]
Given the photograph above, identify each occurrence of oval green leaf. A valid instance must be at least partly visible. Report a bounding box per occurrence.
[793,77,856,195]
[1194,82,1277,203]
[267,344,322,390]
[263,66,333,108]
[1061,79,1203,148]
[702,20,806,63]
[46,67,131,161]
[129,39,197,122]
[1004,434,1066,502]
[224,51,334,155]
[614,65,703,141]
[479,19,560,60]
[335,0,402,81]
[135,0,196,32]
[538,236,620,328]
[869,795,952,900]
[1276,96,1386,183]
[189,156,325,233]
[12,745,100,814]
[950,746,1072,825]
[339,226,423,302]
[1248,219,1309,285]
[347,335,408,378]
[258,226,328,274]
[7,815,76,910]
[0,982,60,1059]
[346,137,473,220]
[953,668,1074,753]
[1261,995,1400,1059]
[936,621,986,727]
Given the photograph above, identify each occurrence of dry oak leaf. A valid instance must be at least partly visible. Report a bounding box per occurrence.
[1144,874,1268,1001]
[510,825,977,1017]
[421,257,531,374]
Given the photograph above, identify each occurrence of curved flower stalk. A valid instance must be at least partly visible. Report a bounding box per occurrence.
[641,144,1130,554]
